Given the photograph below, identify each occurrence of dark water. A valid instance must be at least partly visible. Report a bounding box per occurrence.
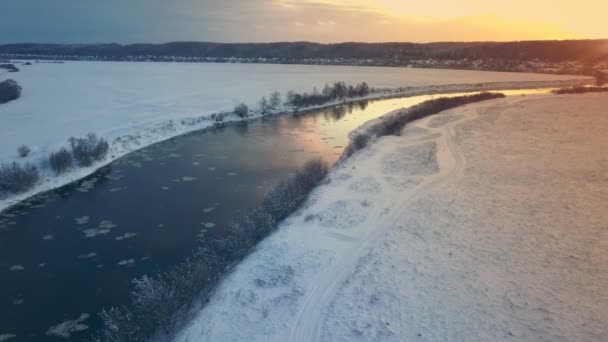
[0,89,553,340]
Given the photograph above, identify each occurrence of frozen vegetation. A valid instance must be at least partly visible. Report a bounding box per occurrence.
[175,93,608,342]
[0,79,21,104]
[0,61,591,211]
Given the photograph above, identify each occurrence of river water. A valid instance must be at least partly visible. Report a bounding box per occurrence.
[0,88,553,340]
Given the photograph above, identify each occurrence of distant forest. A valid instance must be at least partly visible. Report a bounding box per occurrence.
[1,41,607,77]
[0,40,606,61]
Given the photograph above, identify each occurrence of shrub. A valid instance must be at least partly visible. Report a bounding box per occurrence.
[339,92,506,162]
[0,63,19,72]
[259,96,270,114]
[233,103,249,118]
[0,162,39,194]
[352,134,369,152]
[552,86,608,95]
[285,82,371,108]
[0,79,22,104]
[269,91,281,109]
[376,92,505,137]
[263,159,329,221]
[17,145,31,158]
[49,148,73,174]
[69,133,109,167]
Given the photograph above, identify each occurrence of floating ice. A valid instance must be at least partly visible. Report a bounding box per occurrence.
[202,222,216,228]
[182,176,196,182]
[202,207,215,213]
[75,216,90,225]
[117,259,136,266]
[192,162,200,166]
[99,220,117,229]
[78,252,97,259]
[0,334,16,341]
[46,313,89,338]
[38,263,47,268]
[9,265,24,271]
[115,233,137,240]
[42,235,54,240]
[12,299,23,305]
[82,228,111,238]
[161,186,170,190]
[227,172,237,176]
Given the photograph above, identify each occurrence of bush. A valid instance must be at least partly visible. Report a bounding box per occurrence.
[0,63,19,72]
[269,91,281,109]
[69,133,109,167]
[340,92,506,160]
[17,145,31,158]
[93,158,329,342]
[49,148,73,174]
[233,103,248,118]
[0,79,22,104]
[259,96,270,114]
[263,159,329,221]
[376,92,505,137]
[0,162,39,194]
[552,86,608,95]
[285,82,371,108]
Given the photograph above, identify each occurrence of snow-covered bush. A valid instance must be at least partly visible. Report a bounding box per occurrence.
[0,162,39,194]
[69,133,109,167]
[49,148,73,174]
[233,103,248,118]
[263,158,329,221]
[552,85,608,95]
[269,91,281,109]
[0,79,21,104]
[258,96,270,114]
[352,134,369,152]
[17,144,31,157]
[0,63,19,72]
[376,92,506,137]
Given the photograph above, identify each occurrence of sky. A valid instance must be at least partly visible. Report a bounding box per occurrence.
[1,0,607,44]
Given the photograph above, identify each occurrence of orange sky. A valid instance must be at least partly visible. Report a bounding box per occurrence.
[276,0,608,42]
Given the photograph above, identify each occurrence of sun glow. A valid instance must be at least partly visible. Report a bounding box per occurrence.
[279,0,608,41]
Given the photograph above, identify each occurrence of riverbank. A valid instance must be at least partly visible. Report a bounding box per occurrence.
[0,75,592,213]
[176,92,608,342]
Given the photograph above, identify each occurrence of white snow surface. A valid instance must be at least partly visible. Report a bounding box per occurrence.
[176,93,608,342]
[0,61,590,211]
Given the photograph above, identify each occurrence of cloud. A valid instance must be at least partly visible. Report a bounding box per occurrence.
[0,0,598,43]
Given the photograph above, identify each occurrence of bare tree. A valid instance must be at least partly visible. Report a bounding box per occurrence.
[269,91,281,109]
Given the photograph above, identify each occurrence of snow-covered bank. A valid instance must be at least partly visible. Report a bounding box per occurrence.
[176,93,608,342]
[0,62,591,211]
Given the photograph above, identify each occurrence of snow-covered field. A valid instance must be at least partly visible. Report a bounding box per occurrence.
[176,93,608,342]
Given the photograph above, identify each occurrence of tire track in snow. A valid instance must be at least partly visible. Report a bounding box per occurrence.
[286,109,477,342]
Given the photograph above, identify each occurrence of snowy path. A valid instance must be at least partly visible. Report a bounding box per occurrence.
[286,99,473,342]
[175,93,608,342]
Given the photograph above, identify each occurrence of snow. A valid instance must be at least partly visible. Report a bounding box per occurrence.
[0,61,591,212]
[175,93,608,342]
[46,313,90,338]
